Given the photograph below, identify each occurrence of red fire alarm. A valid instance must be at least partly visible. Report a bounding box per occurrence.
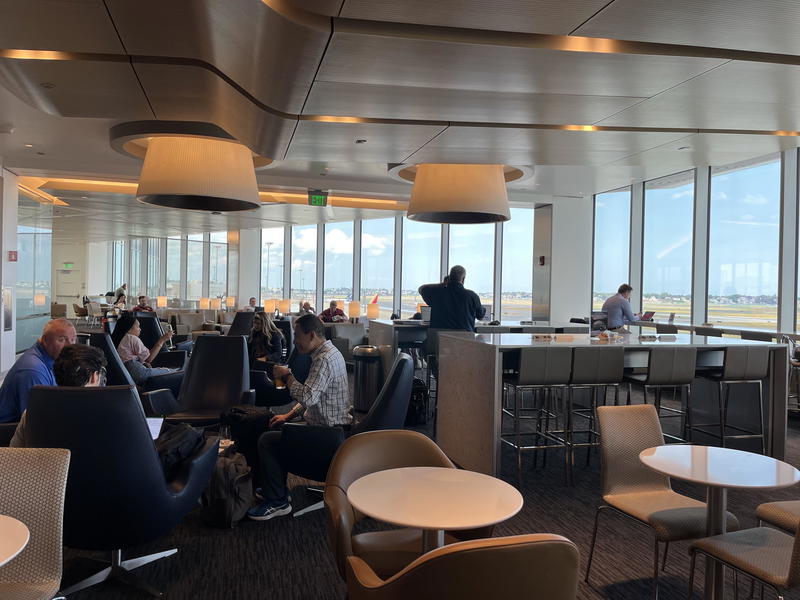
[7,251,17,262]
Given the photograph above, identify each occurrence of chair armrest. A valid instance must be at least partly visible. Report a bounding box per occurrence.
[144,370,184,397]
[141,388,180,417]
[241,389,256,405]
[324,484,357,579]
[152,350,187,369]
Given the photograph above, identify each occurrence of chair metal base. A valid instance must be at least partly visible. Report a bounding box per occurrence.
[293,486,324,517]
[59,548,177,598]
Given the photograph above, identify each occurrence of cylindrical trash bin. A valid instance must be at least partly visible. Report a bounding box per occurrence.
[353,345,382,413]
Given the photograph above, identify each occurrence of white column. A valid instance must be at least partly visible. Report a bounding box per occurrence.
[549,196,593,323]
[778,148,798,333]
[0,170,18,370]
[238,228,261,308]
[629,182,644,314]
[692,167,711,325]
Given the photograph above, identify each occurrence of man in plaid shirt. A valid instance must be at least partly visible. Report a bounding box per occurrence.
[248,313,352,521]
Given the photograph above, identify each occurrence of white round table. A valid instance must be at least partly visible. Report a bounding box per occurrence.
[0,515,30,567]
[640,445,800,600]
[347,467,523,552]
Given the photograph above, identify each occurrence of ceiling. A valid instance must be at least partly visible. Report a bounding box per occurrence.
[3,0,800,239]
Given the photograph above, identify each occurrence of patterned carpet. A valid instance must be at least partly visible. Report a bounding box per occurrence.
[63,396,800,600]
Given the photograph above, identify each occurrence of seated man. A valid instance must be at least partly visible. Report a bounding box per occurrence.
[134,295,154,312]
[0,318,76,423]
[248,313,351,521]
[242,297,258,312]
[11,344,107,447]
[319,300,346,323]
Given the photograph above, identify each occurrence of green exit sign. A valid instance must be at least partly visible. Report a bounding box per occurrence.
[63,262,74,269]
[308,189,328,207]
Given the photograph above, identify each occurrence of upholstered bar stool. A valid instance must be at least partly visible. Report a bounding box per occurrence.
[692,345,771,454]
[500,346,573,477]
[694,326,722,337]
[624,346,697,442]
[551,345,624,484]
[655,323,678,334]
[740,330,774,342]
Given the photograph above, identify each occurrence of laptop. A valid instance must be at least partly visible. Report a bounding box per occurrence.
[640,311,655,321]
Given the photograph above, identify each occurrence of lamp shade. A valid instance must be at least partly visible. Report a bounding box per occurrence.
[348,301,361,318]
[263,299,277,312]
[407,164,510,224]
[279,299,292,314]
[366,303,379,319]
[210,298,222,310]
[199,297,210,309]
[34,293,46,306]
[226,296,236,308]
[157,296,168,308]
[136,136,260,212]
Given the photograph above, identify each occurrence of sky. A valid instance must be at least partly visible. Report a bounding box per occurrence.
[594,158,781,299]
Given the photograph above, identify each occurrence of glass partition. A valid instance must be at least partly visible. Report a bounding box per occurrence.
[324,222,353,309]
[260,227,284,302]
[361,218,395,318]
[166,237,181,298]
[592,188,631,310]
[186,234,204,301]
[501,207,533,319]
[449,223,495,314]
[401,219,441,316]
[291,224,317,310]
[17,194,52,352]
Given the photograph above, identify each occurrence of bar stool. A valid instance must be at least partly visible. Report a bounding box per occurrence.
[624,346,697,442]
[740,330,774,342]
[500,346,572,478]
[553,345,624,484]
[781,335,800,410]
[692,345,770,454]
[694,326,722,337]
[655,323,678,334]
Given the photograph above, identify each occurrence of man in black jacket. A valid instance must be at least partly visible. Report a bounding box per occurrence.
[419,265,485,332]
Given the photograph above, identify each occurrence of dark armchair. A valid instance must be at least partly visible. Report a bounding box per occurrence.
[133,312,188,369]
[226,311,255,337]
[330,323,368,367]
[25,385,218,597]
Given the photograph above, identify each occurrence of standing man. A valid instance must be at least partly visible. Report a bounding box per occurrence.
[114,282,127,302]
[419,265,485,332]
[602,284,639,330]
[0,318,77,423]
[248,313,351,521]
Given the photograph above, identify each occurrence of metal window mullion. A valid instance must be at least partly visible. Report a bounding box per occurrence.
[179,235,188,300]
[316,223,324,311]
[692,167,710,325]
[353,219,362,304]
[440,224,449,280]
[493,220,503,320]
[629,183,644,314]
[159,238,167,295]
[202,233,210,297]
[778,148,799,333]
[394,215,403,316]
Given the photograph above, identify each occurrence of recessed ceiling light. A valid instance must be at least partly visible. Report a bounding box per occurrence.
[80,196,88,199]
[355,139,367,144]
[24,143,33,148]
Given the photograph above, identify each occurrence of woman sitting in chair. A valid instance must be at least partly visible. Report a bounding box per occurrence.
[111,314,176,385]
[248,311,285,370]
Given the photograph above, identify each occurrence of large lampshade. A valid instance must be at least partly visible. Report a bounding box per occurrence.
[156,296,168,308]
[366,303,380,319]
[279,299,292,314]
[210,298,222,310]
[264,299,278,312]
[136,136,260,212]
[348,301,361,319]
[407,164,510,224]
[199,297,210,309]
[225,296,236,308]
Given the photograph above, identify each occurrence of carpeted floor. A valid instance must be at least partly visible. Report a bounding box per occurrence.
[64,391,800,600]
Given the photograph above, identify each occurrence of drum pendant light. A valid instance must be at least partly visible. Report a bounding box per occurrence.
[137,136,260,212]
[407,164,510,224]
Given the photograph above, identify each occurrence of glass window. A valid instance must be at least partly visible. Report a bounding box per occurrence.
[166,237,181,298]
[401,219,441,316]
[361,218,395,318]
[449,223,495,312]
[17,193,52,351]
[592,188,631,310]
[291,224,317,309]
[209,239,227,299]
[186,234,204,301]
[146,238,161,298]
[129,239,142,298]
[709,156,780,329]
[112,240,125,288]
[210,231,227,243]
[643,171,694,323]
[260,227,284,302]
[324,222,354,309]
[501,208,533,320]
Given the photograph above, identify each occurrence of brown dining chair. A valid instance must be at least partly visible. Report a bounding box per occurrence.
[324,429,493,581]
[757,500,800,533]
[346,534,580,600]
[586,405,739,600]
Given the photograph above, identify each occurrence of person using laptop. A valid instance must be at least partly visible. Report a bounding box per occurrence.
[601,283,639,331]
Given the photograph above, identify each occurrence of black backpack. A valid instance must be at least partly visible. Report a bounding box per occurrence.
[405,377,431,426]
[154,422,205,480]
[200,452,254,528]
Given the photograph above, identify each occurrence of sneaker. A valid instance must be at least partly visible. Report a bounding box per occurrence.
[247,498,292,521]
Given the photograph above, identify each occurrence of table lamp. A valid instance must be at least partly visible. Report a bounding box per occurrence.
[367,302,379,319]
[279,299,291,314]
[210,298,222,310]
[156,296,168,308]
[199,297,210,309]
[34,293,46,306]
[348,301,361,320]
[264,299,277,312]
[226,296,236,308]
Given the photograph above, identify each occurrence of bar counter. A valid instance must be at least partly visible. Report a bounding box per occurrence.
[436,332,788,476]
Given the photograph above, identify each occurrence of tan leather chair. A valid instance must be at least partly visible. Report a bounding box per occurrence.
[689,522,800,599]
[586,405,739,600]
[0,447,70,600]
[757,500,800,533]
[324,430,493,581]
[346,534,580,600]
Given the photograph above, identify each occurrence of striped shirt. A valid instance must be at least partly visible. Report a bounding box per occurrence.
[289,340,351,427]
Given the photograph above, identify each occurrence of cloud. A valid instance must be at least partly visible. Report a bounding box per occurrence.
[292,227,317,254]
[406,231,439,241]
[671,190,693,199]
[656,234,691,259]
[324,227,354,254]
[720,220,779,227]
[362,232,391,256]
[714,191,728,201]
[741,194,768,205]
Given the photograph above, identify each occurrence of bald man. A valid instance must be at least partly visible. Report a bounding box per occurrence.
[0,318,76,422]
